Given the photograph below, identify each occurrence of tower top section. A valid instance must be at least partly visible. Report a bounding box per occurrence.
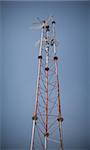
[31,16,59,56]
[31,16,56,31]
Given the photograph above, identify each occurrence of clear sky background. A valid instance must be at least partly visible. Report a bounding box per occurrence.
[0,1,90,150]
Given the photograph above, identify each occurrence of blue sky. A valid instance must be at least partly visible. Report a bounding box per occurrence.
[0,1,90,150]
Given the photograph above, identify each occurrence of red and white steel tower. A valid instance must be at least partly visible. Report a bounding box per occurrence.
[30,17,64,150]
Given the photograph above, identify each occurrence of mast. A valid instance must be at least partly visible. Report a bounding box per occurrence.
[30,17,64,150]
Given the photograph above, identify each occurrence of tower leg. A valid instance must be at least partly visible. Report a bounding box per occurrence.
[30,120,35,150]
[45,136,47,150]
[58,121,64,150]
[54,58,64,150]
[30,56,41,150]
[44,44,49,150]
